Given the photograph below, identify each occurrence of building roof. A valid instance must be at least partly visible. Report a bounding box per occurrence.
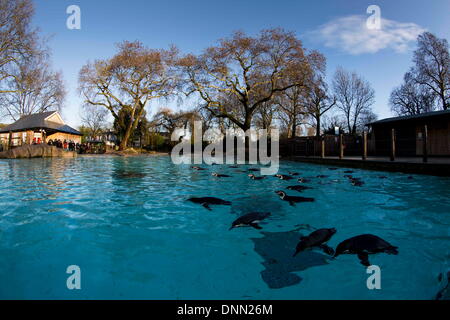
[368,109,450,126]
[0,111,82,136]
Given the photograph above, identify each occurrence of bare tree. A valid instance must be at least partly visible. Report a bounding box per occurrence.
[79,41,178,150]
[0,0,63,121]
[0,0,38,94]
[178,29,319,135]
[254,101,277,130]
[275,85,308,138]
[0,50,65,121]
[412,32,449,110]
[321,114,345,135]
[80,104,109,139]
[151,108,199,135]
[305,77,336,137]
[390,72,436,116]
[332,68,375,135]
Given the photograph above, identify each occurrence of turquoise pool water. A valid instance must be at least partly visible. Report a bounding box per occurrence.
[0,156,449,300]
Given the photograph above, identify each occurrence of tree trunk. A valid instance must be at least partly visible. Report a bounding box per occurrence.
[119,124,133,151]
[291,114,297,138]
[441,92,448,110]
[315,114,321,137]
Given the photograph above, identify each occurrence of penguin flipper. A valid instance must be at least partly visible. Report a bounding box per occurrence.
[319,244,335,256]
[249,223,262,230]
[357,252,370,267]
[202,203,212,211]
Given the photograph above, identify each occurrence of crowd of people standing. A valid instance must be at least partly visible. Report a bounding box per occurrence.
[47,139,106,154]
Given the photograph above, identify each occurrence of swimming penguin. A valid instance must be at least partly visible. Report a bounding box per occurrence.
[191,166,206,171]
[248,168,260,172]
[349,177,364,187]
[288,172,300,176]
[316,175,329,178]
[228,165,239,169]
[334,234,399,266]
[212,172,231,178]
[187,197,232,211]
[344,170,354,174]
[229,212,271,230]
[275,191,315,206]
[248,174,265,180]
[297,178,311,184]
[275,174,294,180]
[286,185,312,192]
[293,228,337,256]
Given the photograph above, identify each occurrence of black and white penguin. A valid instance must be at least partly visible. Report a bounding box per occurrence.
[191,166,206,171]
[274,191,315,206]
[229,212,271,230]
[293,228,337,256]
[349,177,364,187]
[188,197,232,211]
[212,172,231,178]
[275,174,294,180]
[334,234,399,266]
[248,174,265,180]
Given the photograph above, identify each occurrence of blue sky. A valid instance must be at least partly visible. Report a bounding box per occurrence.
[32,0,450,128]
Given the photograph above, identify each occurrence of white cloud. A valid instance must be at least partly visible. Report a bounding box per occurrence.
[309,15,426,55]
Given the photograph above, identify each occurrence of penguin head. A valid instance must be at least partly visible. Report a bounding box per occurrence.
[212,172,218,177]
[275,191,286,198]
[334,241,349,258]
[248,174,255,179]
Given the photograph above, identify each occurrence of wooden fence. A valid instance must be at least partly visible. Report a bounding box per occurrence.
[281,128,432,163]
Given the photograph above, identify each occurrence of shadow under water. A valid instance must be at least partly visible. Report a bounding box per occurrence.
[112,171,147,180]
[251,229,331,289]
[231,195,284,217]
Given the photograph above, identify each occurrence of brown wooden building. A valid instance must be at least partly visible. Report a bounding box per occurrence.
[0,111,82,149]
[368,110,450,157]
